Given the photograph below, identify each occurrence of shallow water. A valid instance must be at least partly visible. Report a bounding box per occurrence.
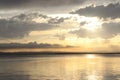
[0,54,120,80]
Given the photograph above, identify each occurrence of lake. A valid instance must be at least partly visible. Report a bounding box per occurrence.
[0,54,120,80]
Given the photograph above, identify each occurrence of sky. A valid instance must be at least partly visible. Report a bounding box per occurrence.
[0,0,120,52]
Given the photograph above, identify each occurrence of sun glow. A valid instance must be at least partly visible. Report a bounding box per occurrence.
[75,16,102,31]
[34,14,102,32]
[87,75,98,80]
[83,17,101,31]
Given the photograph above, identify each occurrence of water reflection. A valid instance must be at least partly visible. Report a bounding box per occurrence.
[86,54,96,59]
[0,54,120,80]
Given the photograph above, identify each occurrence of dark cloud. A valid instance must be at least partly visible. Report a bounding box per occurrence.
[71,3,120,19]
[48,17,69,24]
[80,21,88,26]
[0,0,29,4]
[70,22,120,38]
[0,42,65,49]
[0,13,56,39]
[0,0,86,9]
[12,13,49,21]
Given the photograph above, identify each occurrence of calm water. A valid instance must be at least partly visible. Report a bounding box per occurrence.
[0,54,120,80]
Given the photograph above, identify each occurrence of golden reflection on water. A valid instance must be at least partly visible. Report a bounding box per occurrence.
[0,55,120,80]
[86,54,96,59]
[62,55,104,80]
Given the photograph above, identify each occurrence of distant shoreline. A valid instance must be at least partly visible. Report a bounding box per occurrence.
[0,52,119,57]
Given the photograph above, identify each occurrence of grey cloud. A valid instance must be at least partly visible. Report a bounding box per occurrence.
[101,22,120,38]
[71,3,120,19]
[0,0,86,9]
[0,42,65,49]
[70,28,99,38]
[70,22,120,38]
[80,21,88,26]
[0,13,56,39]
[12,13,67,24]
[12,13,49,21]
[48,17,69,24]
[70,28,88,38]
[55,34,66,40]
[0,0,29,6]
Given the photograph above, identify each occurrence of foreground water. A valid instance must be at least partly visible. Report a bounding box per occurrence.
[0,54,120,80]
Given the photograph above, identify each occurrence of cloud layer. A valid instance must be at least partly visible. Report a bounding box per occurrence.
[70,22,120,38]
[101,22,120,38]
[1,12,120,39]
[0,13,56,39]
[0,42,64,49]
[0,0,86,9]
[71,3,120,19]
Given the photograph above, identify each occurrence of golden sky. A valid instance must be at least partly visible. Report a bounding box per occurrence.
[0,0,120,52]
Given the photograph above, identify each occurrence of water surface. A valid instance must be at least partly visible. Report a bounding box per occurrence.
[0,54,120,80]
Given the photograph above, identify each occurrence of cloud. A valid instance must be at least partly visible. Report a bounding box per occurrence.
[70,28,99,38]
[70,22,120,38]
[71,3,120,19]
[101,22,120,38]
[70,28,88,38]
[48,18,65,24]
[0,0,86,9]
[0,0,29,6]
[110,45,120,52]
[0,42,65,49]
[12,13,49,21]
[55,34,66,40]
[80,21,88,26]
[0,13,56,39]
